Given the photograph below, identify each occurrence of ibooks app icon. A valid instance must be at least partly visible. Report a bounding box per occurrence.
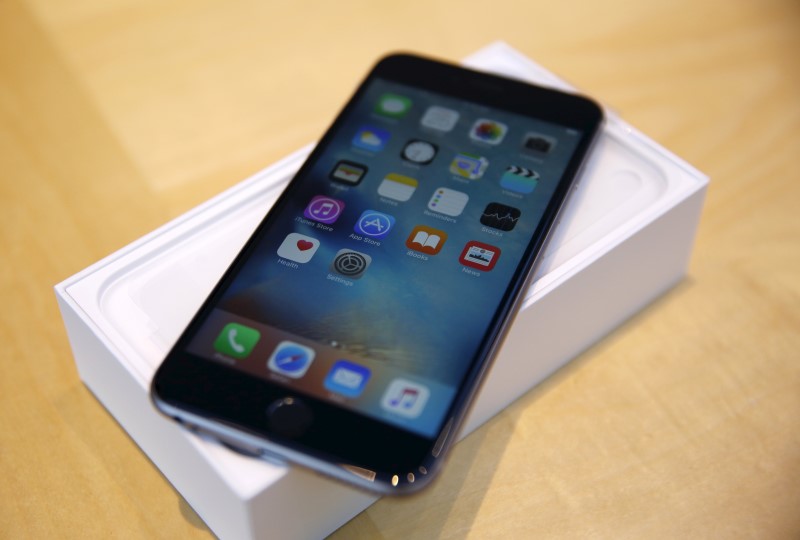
[406,225,447,255]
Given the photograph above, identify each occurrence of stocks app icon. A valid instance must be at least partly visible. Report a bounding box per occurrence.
[480,203,521,232]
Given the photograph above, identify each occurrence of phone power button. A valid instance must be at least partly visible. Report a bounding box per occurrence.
[266,397,313,439]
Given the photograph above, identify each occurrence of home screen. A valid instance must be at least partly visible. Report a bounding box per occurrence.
[186,78,583,438]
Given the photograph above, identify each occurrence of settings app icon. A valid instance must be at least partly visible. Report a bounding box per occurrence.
[330,249,372,279]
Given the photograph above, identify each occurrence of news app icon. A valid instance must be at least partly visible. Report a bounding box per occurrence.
[459,241,500,271]
[381,378,430,418]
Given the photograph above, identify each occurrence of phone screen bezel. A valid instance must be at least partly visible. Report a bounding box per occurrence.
[151,53,603,493]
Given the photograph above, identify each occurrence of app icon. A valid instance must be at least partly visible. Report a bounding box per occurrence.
[330,160,367,186]
[324,360,371,398]
[469,118,508,145]
[381,379,430,418]
[213,323,260,360]
[406,225,447,255]
[375,94,412,118]
[500,165,540,194]
[330,249,372,279]
[420,106,460,132]
[304,195,345,224]
[449,153,489,180]
[277,233,320,263]
[401,140,437,165]
[377,173,418,202]
[427,187,468,217]
[267,341,315,378]
[522,132,557,155]
[353,126,390,152]
[480,203,521,231]
[460,241,500,271]
[355,210,395,239]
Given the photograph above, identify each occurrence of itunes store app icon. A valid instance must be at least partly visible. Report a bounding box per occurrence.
[277,233,320,263]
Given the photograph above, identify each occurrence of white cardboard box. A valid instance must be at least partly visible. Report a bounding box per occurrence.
[55,43,707,540]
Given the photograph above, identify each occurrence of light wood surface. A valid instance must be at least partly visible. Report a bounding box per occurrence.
[2,0,799,537]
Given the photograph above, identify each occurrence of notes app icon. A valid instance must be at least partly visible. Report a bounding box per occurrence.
[378,173,418,202]
[381,379,430,418]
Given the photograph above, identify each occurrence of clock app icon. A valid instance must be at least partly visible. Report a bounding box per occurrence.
[401,139,437,165]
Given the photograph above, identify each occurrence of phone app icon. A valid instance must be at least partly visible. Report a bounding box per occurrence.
[353,126,390,152]
[500,165,540,194]
[449,153,489,180]
[267,341,315,379]
[401,140,437,165]
[460,241,500,271]
[480,203,521,231]
[277,233,320,263]
[330,160,368,186]
[427,187,468,217]
[304,195,345,224]
[469,118,508,145]
[355,210,395,239]
[375,93,412,118]
[420,106,459,132]
[377,173,418,202]
[324,360,371,398]
[330,249,371,279]
[213,323,260,360]
[522,132,557,155]
[406,225,447,255]
[381,379,430,418]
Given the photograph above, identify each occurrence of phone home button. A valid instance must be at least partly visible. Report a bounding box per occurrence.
[266,397,313,439]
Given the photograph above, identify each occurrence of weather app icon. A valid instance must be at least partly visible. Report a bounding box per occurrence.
[352,125,390,152]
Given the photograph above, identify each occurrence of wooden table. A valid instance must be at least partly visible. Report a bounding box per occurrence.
[2,0,798,537]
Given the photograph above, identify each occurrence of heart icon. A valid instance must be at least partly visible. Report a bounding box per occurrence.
[297,240,314,251]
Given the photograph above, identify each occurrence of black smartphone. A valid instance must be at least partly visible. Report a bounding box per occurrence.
[151,53,603,495]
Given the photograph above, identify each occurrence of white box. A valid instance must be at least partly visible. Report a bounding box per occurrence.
[55,43,707,540]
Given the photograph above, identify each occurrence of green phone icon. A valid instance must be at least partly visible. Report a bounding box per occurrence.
[213,323,260,359]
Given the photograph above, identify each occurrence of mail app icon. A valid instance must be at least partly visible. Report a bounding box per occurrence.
[324,360,371,398]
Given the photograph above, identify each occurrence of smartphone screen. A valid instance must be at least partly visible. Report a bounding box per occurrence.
[152,54,603,494]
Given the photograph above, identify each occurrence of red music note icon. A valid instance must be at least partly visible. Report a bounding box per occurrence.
[381,379,430,419]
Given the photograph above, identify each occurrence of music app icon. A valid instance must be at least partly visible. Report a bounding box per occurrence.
[380,379,430,419]
[304,195,345,224]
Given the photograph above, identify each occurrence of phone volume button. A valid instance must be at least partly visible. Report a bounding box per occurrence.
[432,418,454,458]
